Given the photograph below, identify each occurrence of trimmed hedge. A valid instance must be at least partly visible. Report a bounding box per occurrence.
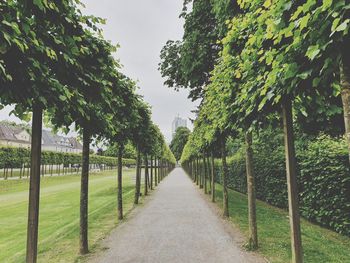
[0,147,136,170]
[214,134,350,236]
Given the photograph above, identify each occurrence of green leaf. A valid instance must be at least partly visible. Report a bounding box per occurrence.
[335,19,350,32]
[322,0,333,10]
[306,45,320,60]
[33,0,45,10]
[299,13,310,30]
[332,18,341,32]
[263,0,272,8]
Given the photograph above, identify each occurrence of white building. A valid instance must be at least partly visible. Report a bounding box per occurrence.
[0,123,31,148]
[0,123,83,153]
[41,130,83,153]
[172,116,187,138]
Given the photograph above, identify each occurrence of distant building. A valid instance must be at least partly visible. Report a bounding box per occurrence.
[0,123,83,153]
[0,123,31,148]
[41,130,83,153]
[172,116,187,138]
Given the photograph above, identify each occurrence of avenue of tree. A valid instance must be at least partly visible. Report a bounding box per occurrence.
[160,1,350,263]
[0,1,175,262]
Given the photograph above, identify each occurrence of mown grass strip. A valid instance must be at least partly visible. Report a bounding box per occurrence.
[213,184,350,263]
[0,169,144,263]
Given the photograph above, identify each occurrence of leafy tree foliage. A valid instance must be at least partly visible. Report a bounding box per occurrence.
[0,0,176,260]
[170,127,191,161]
[104,142,137,159]
[159,0,236,100]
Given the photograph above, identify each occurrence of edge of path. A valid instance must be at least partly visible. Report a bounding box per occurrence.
[84,168,269,263]
[82,177,163,263]
[192,179,270,263]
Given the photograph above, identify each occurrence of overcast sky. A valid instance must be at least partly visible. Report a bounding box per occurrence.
[82,0,199,141]
[0,0,198,142]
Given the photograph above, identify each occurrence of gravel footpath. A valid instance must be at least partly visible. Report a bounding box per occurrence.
[88,167,266,263]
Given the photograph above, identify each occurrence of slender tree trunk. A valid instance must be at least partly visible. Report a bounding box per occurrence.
[192,160,196,182]
[207,156,211,194]
[196,158,199,186]
[157,159,161,184]
[160,160,163,181]
[192,160,195,182]
[245,131,258,249]
[144,155,149,196]
[203,155,207,194]
[155,159,157,182]
[221,138,229,218]
[134,148,141,205]
[340,51,350,164]
[26,104,43,263]
[150,156,153,190]
[199,158,202,187]
[117,145,123,220]
[80,127,90,255]
[282,99,303,263]
[211,153,215,202]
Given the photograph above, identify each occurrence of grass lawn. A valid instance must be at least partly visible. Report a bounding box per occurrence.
[212,184,350,263]
[0,168,143,263]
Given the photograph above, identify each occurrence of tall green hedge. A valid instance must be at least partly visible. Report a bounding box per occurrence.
[0,147,135,170]
[214,134,350,236]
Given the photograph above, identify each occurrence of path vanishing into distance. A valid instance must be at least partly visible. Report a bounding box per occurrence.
[89,168,265,263]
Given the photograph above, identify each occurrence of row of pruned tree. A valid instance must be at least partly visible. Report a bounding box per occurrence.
[0,146,136,179]
[160,0,350,262]
[0,1,175,262]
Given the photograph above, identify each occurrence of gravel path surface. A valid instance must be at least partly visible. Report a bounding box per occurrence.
[89,167,265,263]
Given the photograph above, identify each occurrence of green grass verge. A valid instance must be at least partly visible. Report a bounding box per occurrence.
[0,168,144,263]
[211,184,350,263]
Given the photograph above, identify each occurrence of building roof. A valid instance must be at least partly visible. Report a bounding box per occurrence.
[0,123,82,150]
[0,123,30,144]
[68,137,83,150]
[42,130,83,150]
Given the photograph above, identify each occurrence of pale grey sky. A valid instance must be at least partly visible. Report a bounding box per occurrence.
[81,0,198,141]
[0,0,198,142]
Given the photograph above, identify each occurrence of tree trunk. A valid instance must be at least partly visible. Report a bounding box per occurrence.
[80,127,90,255]
[117,145,123,220]
[207,156,211,194]
[211,153,215,203]
[144,155,149,196]
[196,158,199,186]
[203,155,207,194]
[134,148,141,205]
[192,160,196,182]
[155,159,158,186]
[282,99,303,263]
[158,159,161,184]
[150,156,153,190]
[245,131,258,249]
[26,104,43,263]
[340,51,350,164]
[221,138,229,218]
